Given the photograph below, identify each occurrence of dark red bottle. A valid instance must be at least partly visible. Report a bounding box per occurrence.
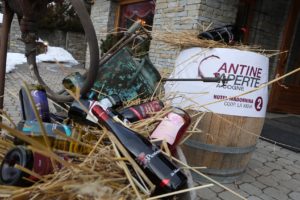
[119,100,164,123]
[91,105,187,194]
[150,107,191,152]
[0,146,60,186]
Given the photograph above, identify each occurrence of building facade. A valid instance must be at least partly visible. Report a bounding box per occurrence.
[89,0,299,115]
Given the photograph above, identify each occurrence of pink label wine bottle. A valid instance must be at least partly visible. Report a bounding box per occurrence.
[150,107,191,152]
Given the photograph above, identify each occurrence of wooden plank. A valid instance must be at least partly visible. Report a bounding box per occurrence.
[268,0,300,113]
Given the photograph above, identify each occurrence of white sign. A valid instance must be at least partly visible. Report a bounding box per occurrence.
[164,48,269,118]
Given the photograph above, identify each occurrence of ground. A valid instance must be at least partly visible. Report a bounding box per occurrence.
[2,63,300,200]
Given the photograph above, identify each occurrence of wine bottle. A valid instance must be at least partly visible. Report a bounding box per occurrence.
[150,108,191,152]
[14,121,90,154]
[68,94,122,125]
[19,84,51,122]
[119,100,164,123]
[198,25,245,44]
[62,72,85,94]
[0,146,61,186]
[16,120,72,138]
[91,105,187,194]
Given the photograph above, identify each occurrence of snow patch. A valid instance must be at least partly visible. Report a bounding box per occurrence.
[6,53,27,73]
[36,46,79,65]
[5,46,79,73]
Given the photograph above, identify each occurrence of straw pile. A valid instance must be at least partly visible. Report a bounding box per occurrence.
[151,30,281,57]
[0,82,210,200]
[0,124,137,199]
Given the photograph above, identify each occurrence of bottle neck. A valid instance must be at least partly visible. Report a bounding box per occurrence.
[91,105,110,122]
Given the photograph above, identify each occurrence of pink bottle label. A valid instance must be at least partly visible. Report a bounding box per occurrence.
[150,112,185,145]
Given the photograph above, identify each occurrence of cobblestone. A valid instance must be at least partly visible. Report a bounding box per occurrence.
[280,179,300,192]
[263,187,288,200]
[209,185,224,193]
[239,174,256,183]
[254,166,274,176]
[289,192,300,200]
[239,183,262,196]
[218,191,243,200]
[283,165,300,174]
[287,153,300,161]
[251,181,267,190]
[196,187,217,199]
[248,196,263,200]
[256,175,279,187]
[271,170,291,181]
[264,162,283,170]
[259,194,276,200]
[292,173,300,181]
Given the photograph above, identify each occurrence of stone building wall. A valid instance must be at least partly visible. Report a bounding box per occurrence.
[85,0,117,69]
[82,0,291,75]
[149,0,239,71]
[65,32,87,64]
[9,16,24,53]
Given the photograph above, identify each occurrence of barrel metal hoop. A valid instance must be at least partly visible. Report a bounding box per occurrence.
[200,167,246,176]
[184,139,256,154]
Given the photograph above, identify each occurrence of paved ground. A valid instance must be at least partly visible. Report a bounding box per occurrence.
[2,63,300,200]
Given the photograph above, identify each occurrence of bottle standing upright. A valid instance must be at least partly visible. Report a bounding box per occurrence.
[91,104,187,194]
[19,84,51,122]
[150,107,191,152]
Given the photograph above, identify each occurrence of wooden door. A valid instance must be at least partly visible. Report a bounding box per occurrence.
[268,0,300,114]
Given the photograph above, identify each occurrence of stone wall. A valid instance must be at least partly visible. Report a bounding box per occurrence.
[66,32,87,64]
[9,16,24,53]
[84,0,291,77]
[8,16,87,64]
[85,0,117,69]
[149,0,239,71]
[198,0,239,27]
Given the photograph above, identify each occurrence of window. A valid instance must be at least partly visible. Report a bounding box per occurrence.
[115,0,155,31]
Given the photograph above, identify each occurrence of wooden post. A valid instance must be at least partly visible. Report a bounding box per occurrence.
[0,2,14,124]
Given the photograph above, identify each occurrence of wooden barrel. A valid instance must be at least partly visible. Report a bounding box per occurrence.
[182,111,265,183]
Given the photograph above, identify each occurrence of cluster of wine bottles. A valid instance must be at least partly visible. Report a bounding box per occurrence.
[1,82,192,196]
[1,85,72,186]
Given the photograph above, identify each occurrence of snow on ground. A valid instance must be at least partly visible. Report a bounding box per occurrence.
[36,46,79,65]
[6,53,27,73]
[0,13,3,23]
[6,46,78,73]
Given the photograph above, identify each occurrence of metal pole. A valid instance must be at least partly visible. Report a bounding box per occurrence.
[0,1,14,123]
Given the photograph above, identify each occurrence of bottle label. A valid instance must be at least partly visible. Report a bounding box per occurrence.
[140,101,162,118]
[31,90,51,122]
[86,101,100,123]
[150,112,185,145]
[136,150,161,168]
[28,152,54,181]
